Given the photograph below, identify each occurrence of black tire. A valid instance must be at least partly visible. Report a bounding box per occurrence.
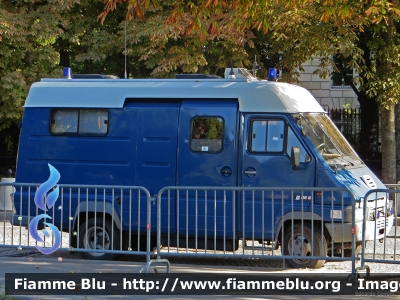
[343,243,362,257]
[78,217,120,260]
[283,223,327,269]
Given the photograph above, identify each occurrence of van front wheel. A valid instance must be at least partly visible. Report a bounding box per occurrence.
[343,243,362,257]
[78,218,120,260]
[283,224,327,269]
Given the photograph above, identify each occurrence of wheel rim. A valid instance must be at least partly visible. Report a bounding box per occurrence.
[288,233,313,264]
[82,226,111,257]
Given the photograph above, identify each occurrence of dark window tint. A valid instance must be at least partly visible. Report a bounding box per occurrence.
[51,109,108,135]
[332,54,353,87]
[51,109,78,134]
[79,109,108,134]
[190,117,223,152]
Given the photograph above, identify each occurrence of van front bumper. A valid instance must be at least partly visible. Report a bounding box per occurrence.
[325,215,394,243]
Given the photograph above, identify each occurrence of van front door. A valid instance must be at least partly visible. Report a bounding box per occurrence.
[240,114,315,241]
[174,99,238,248]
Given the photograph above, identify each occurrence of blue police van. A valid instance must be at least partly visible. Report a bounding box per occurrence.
[11,68,393,268]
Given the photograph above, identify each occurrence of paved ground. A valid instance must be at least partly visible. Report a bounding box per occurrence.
[0,248,398,300]
[1,222,400,299]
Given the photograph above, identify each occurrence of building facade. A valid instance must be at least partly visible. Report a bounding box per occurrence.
[298,58,359,110]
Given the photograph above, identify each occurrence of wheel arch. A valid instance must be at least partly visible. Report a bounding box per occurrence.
[275,212,328,241]
[69,202,121,248]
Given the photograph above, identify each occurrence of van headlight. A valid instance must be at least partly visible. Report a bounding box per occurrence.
[354,207,365,222]
[346,205,367,222]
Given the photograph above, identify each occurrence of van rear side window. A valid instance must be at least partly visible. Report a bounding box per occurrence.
[191,117,223,153]
[50,109,108,135]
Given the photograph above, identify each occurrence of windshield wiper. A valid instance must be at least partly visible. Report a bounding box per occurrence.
[324,154,354,168]
[322,153,343,159]
[340,156,355,167]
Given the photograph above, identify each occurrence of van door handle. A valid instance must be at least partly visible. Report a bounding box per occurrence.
[243,167,257,178]
[243,170,257,175]
[221,166,232,177]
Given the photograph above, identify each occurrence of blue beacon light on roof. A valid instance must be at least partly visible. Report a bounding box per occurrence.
[267,68,277,81]
[63,67,72,79]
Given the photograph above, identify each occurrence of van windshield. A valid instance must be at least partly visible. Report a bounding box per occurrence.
[294,113,363,167]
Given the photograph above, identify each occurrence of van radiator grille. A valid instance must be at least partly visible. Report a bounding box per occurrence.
[376,218,389,230]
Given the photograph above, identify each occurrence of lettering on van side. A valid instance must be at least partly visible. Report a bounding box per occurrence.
[294,196,312,200]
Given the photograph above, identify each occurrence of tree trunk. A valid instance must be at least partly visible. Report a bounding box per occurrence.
[59,49,70,68]
[381,106,397,183]
[344,33,380,160]
[396,103,400,181]
[381,10,396,184]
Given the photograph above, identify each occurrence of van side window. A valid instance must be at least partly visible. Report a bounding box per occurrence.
[51,109,78,133]
[51,109,108,135]
[79,109,108,135]
[286,127,310,162]
[250,120,284,152]
[190,117,223,153]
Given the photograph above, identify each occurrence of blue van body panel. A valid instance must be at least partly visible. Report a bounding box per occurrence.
[132,102,180,193]
[315,164,386,202]
[15,103,181,233]
[123,102,180,233]
[335,167,386,201]
[17,108,136,186]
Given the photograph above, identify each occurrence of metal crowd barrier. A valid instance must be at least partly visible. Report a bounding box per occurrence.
[357,186,399,276]
[147,187,358,275]
[3,182,375,277]
[0,182,154,272]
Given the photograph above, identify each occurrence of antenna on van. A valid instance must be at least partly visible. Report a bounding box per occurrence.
[228,62,236,79]
[124,20,127,79]
[252,55,261,77]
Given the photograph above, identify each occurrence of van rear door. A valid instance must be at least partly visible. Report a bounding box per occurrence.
[125,101,180,234]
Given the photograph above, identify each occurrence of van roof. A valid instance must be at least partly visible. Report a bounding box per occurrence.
[25,78,324,113]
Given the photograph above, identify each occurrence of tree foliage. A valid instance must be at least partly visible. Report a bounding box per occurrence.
[0,0,256,133]
[3,0,400,181]
[99,0,400,182]
[0,0,125,129]
[123,3,255,77]
[0,1,79,129]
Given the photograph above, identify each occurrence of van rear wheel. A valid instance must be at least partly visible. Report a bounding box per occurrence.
[78,218,120,260]
[283,224,327,269]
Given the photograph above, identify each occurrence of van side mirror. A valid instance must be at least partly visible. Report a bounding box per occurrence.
[291,146,300,170]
